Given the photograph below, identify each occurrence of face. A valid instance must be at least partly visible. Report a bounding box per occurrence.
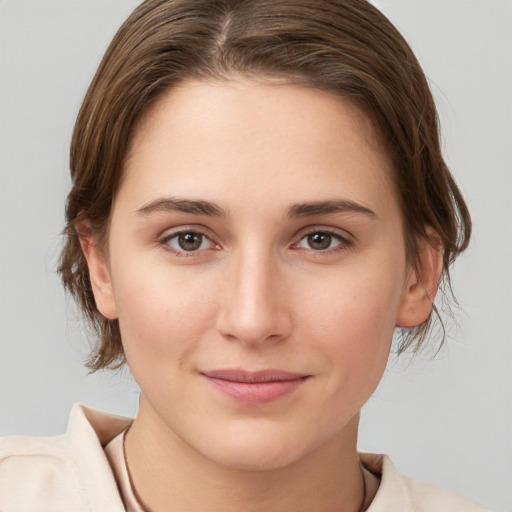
[86,79,434,470]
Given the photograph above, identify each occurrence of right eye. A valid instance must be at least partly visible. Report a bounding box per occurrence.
[161,230,217,255]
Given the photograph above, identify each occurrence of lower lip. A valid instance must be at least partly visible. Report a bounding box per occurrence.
[203,376,308,404]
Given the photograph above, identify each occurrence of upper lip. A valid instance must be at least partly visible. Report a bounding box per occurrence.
[201,369,308,383]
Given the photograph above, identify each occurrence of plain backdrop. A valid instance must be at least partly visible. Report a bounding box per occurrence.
[0,1,511,510]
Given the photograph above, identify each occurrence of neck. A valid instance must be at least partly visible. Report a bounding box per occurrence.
[125,396,366,512]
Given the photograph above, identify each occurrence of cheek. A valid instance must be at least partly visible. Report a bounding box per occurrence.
[111,258,219,369]
[304,262,404,339]
[300,259,406,394]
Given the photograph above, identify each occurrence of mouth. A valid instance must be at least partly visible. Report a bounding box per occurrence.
[200,369,310,404]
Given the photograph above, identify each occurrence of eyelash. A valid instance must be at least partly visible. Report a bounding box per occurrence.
[159,228,219,257]
[291,228,353,254]
[158,227,353,257]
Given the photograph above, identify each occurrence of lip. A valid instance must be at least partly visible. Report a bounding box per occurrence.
[201,369,309,404]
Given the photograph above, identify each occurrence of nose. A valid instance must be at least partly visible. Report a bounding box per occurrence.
[215,247,292,346]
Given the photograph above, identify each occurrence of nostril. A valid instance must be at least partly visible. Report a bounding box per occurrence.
[215,256,292,344]
[215,307,291,346]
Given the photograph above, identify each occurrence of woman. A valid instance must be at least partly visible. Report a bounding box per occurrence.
[0,0,488,510]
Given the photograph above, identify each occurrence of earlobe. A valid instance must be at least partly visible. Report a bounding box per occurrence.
[396,232,443,328]
[78,230,118,320]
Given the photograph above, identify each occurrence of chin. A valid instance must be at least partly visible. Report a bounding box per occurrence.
[209,444,304,472]
[197,423,324,472]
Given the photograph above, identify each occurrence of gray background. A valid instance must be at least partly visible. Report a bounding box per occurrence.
[0,1,510,510]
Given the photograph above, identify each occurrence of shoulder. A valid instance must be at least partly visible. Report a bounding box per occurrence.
[0,430,85,511]
[360,453,489,512]
[0,404,131,512]
[401,475,489,511]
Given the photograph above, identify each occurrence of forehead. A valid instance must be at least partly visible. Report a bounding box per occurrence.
[120,79,397,218]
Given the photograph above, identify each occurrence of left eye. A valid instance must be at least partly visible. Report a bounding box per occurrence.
[297,232,345,251]
[164,231,214,253]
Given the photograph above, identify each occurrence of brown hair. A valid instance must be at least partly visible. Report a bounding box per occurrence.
[59,0,471,371]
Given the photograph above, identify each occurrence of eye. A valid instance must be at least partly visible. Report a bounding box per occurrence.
[162,230,216,254]
[295,230,350,252]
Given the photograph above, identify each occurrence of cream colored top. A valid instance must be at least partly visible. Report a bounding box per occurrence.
[0,404,488,511]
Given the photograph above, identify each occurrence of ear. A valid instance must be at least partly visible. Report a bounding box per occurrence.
[78,228,118,320]
[396,231,443,328]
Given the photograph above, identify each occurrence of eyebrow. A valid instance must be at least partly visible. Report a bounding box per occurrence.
[287,199,376,219]
[136,197,227,217]
[135,197,376,220]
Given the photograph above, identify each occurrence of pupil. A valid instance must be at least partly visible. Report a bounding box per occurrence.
[308,233,331,250]
[178,233,202,251]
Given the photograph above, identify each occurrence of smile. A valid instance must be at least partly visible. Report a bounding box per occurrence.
[200,369,310,404]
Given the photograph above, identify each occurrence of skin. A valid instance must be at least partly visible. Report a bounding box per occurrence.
[82,80,441,511]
